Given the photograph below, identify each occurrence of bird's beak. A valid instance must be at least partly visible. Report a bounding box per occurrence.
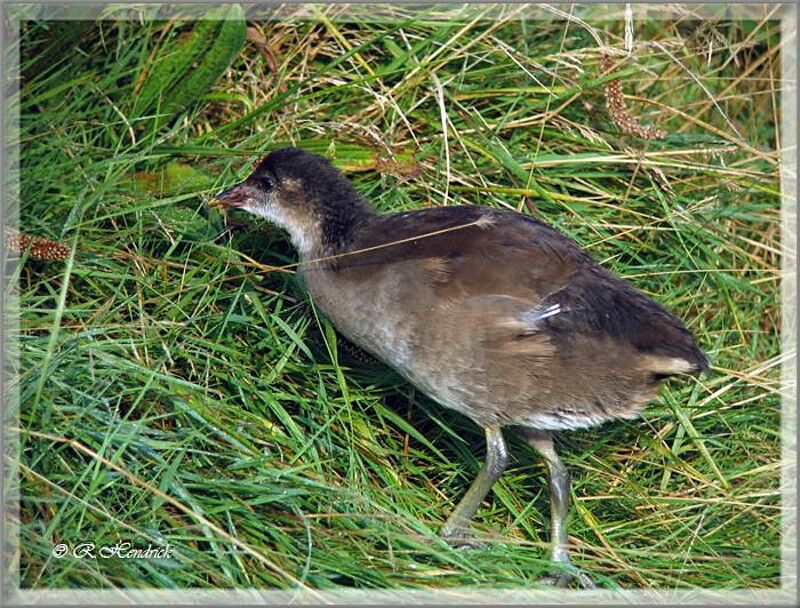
[212,182,251,209]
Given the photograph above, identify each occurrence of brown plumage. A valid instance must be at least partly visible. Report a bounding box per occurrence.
[216,147,708,587]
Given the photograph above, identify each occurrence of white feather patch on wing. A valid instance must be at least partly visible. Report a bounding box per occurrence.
[519,303,561,333]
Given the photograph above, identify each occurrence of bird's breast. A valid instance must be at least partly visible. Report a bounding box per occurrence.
[299,261,483,418]
[300,263,417,368]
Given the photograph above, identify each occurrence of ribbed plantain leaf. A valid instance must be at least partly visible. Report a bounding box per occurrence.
[132,17,220,121]
[153,4,247,129]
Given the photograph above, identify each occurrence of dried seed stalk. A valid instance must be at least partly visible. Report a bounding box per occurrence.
[602,55,667,140]
[4,228,70,261]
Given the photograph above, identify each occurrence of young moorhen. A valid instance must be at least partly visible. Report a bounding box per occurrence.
[216,147,709,587]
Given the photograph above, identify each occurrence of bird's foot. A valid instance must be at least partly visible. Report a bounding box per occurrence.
[440,528,487,551]
[538,568,597,589]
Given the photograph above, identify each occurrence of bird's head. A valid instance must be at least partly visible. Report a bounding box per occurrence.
[215,147,370,256]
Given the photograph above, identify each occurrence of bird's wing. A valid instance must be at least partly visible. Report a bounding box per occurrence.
[341,205,587,304]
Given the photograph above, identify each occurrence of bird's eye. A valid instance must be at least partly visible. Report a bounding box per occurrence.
[260,176,275,191]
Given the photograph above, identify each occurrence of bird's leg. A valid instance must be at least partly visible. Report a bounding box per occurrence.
[440,426,508,547]
[523,429,597,589]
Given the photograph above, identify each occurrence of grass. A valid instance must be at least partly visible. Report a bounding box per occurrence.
[9,4,785,592]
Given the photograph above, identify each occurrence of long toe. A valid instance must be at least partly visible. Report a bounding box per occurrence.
[454,538,487,551]
[538,573,572,587]
[576,571,597,589]
[440,530,487,551]
[538,569,597,589]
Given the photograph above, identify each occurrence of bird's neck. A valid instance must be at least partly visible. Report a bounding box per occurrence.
[311,196,373,259]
